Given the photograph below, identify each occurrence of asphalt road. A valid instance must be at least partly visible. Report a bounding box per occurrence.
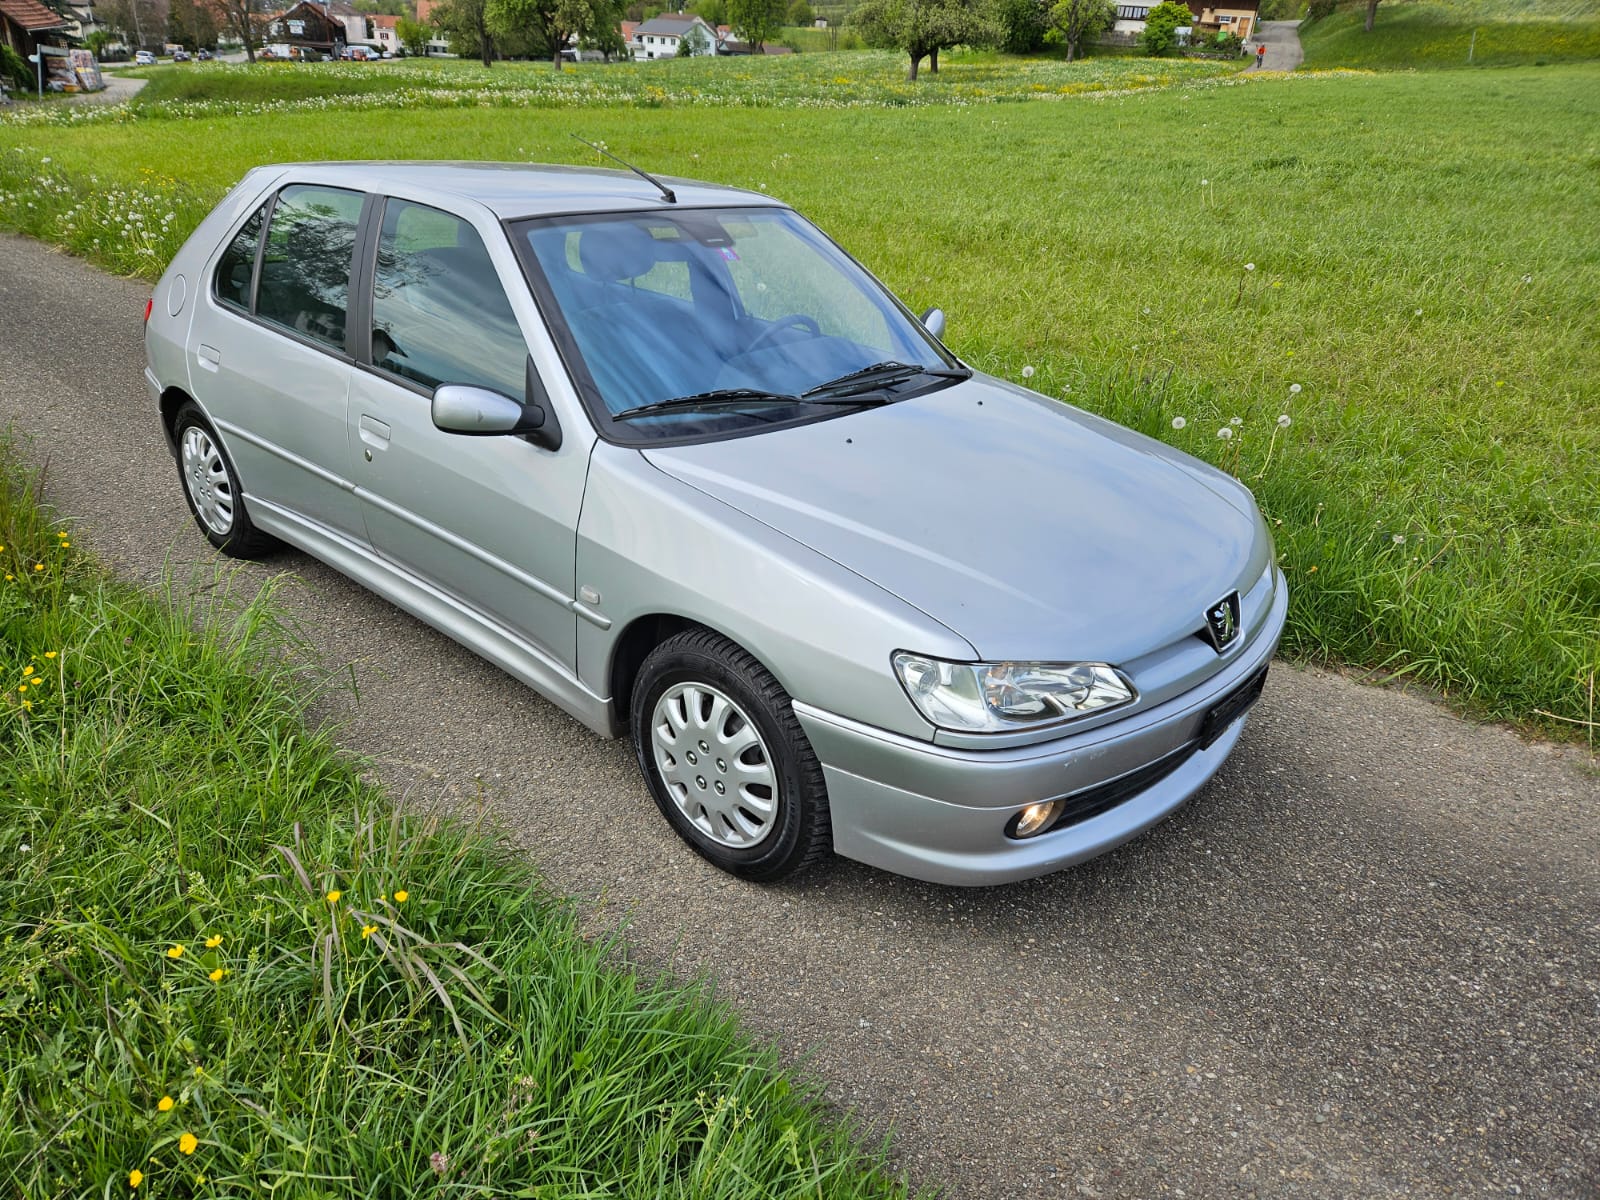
[1252,22,1305,73]
[3,233,1597,1198]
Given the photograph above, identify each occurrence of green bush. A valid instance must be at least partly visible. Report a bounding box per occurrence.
[1,43,31,92]
[1140,0,1191,52]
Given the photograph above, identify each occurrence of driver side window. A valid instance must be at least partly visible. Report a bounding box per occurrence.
[720,219,894,351]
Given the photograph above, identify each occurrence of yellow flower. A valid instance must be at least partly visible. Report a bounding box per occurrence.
[21,700,30,711]
[157,1095,174,1112]
[23,666,33,674]
[208,968,225,982]
[166,944,184,959]
[378,894,387,903]
[178,1132,198,1155]
[204,934,223,948]
[361,924,377,939]
[129,1168,143,1188]
[57,531,67,538]
[34,564,43,571]
[16,685,24,693]
[393,890,408,903]
[44,651,57,659]
[325,889,342,903]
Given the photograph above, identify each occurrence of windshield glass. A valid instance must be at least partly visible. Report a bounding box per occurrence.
[512,207,960,442]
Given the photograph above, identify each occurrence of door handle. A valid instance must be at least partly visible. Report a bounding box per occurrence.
[358,415,391,451]
[196,344,221,373]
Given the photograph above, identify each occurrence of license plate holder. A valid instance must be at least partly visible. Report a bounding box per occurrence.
[1198,666,1268,750]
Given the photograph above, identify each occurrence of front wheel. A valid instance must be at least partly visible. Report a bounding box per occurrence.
[631,629,831,882]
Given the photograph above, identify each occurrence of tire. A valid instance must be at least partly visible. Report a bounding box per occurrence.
[172,402,279,559]
[631,628,831,883]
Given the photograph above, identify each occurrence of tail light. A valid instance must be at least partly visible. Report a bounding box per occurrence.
[143,297,154,324]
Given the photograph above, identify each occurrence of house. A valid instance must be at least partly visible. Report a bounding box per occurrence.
[323,0,368,45]
[630,13,716,59]
[265,0,349,56]
[1111,0,1257,39]
[413,0,452,55]
[369,13,400,54]
[1,0,71,66]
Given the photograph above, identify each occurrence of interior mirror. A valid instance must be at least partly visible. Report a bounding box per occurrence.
[432,385,544,437]
[920,307,946,339]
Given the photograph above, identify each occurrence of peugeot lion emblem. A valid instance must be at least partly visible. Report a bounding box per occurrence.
[1204,591,1241,653]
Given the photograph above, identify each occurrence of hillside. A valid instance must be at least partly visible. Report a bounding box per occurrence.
[1300,0,1600,67]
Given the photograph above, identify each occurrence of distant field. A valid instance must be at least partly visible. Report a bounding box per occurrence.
[1,58,1597,731]
[1301,0,1600,67]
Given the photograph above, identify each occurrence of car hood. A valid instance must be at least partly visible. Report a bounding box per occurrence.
[642,375,1267,663]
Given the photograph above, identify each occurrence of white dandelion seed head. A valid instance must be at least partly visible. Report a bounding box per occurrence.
[1289,383,1302,394]
[1217,426,1234,440]
[1392,534,1405,545]
[1244,262,1256,272]
[1230,416,1243,426]
[1414,308,1423,316]
[1171,416,1187,430]
[1143,306,1151,315]
[1521,273,1531,283]
[1277,414,1291,427]
[1201,178,1209,186]
[1021,365,1035,379]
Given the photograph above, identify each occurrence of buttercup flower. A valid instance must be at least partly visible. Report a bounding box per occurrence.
[157,1096,174,1112]
[209,968,225,982]
[393,890,408,903]
[166,945,184,959]
[326,889,341,903]
[44,651,56,659]
[361,925,378,939]
[178,1132,198,1155]
[205,934,223,948]
[129,1169,143,1188]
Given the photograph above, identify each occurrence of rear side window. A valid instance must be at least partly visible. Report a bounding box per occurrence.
[255,185,364,353]
[214,204,265,311]
[369,199,526,398]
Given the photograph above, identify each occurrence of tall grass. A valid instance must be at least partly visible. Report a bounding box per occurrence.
[0,445,912,1198]
[1301,0,1600,67]
[0,61,1596,731]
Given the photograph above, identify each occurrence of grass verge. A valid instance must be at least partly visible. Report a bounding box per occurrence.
[1300,0,1600,68]
[0,59,1596,733]
[0,444,912,1198]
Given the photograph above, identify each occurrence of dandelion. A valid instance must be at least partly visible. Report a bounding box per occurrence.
[204,934,222,948]
[1200,178,1209,186]
[1244,263,1255,272]
[178,1132,198,1155]
[326,889,342,903]
[1277,414,1292,427]
[393,890,409,903]
[361,924,378,939]
[1171,416,1187,430]
[1288,383,1301,394]
[129,1169,143,1188]
[1392,534,1405,545]
[1230,416,1243,426]
[166,944,184,959]
[1217,427,1234,440]
[158,1096,174,1112]
[1414,308,1423,317]
[1142,306,1151,315]
[1021,365,1034,379]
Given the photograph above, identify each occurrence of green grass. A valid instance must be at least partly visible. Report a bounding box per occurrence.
[1301,0,1600,68]
[1,57,1597,732]
[0,448,912,1197]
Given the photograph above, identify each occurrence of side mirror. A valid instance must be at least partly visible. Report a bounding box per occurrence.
[433,384,548,439]
[920,307,946,339]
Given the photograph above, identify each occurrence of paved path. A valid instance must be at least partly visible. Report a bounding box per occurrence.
[2,233,1597,1199]
[1252,20,1305,72]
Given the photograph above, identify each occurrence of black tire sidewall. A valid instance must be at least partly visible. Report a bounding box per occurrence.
[631,636,818,881]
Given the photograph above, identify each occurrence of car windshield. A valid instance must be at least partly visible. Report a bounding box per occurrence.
[512,207,963,443]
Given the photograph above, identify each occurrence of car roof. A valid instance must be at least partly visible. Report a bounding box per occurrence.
[264,161,785,221]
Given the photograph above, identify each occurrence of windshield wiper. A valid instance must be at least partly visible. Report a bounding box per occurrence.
[803,361,971,400]
[612,388,804,422]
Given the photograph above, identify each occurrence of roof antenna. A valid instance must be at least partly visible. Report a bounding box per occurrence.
[570,135,677,204]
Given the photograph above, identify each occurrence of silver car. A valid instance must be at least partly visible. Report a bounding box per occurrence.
[144,162,1287,886]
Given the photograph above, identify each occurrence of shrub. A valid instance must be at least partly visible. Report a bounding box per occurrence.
[1,42,31,92]
[1140,0,1190,54]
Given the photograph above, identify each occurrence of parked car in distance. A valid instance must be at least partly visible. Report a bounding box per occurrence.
[144,162,1287,887]
[133,50,156,64]
[197,48,213,60]
[172,48,190,61]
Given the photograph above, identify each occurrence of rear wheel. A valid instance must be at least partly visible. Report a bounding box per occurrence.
[631,629,830,882]
[173,403,279,558]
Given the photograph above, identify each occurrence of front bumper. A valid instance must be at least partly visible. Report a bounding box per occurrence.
[795,570,1288,886]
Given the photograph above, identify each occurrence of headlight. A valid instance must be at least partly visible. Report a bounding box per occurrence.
[892,653,1134,733]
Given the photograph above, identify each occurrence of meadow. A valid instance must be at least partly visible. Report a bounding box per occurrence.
[0,449,910,1197]
[1,55,1597,732]
[1300,0,1600,68]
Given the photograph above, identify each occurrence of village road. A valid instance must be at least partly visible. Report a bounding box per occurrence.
[1253,20,1306,72]
[2,234,1597,1199]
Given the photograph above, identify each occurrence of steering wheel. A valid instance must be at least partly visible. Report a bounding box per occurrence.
[743,314,822,357]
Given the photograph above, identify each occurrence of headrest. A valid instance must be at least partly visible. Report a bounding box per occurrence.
[578,223,679,283]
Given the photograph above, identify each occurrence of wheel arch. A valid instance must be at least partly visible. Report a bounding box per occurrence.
[158,385,199,452]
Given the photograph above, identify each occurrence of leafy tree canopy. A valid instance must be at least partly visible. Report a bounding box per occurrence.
[1139,0,1190,55]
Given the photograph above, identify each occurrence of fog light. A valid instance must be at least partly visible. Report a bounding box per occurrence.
[1013,799,1064,839]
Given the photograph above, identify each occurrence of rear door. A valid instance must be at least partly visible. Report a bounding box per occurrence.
[346,196,588,672]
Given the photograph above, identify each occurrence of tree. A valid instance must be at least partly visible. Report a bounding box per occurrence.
[851,0,993,80]
[207,0,265,59]
[100,0,167,49]
[431,0,498,64]
[1138,0,1188,55]
[1047,0,1108,60]
[688,0,725,24]
[787,0,812,26]
[727,0,784,50]
[169,0,219,48]
[1363,0,1379,30]
[487,0,599,66]
[994,0,1045,53]
[395,14,429,51]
